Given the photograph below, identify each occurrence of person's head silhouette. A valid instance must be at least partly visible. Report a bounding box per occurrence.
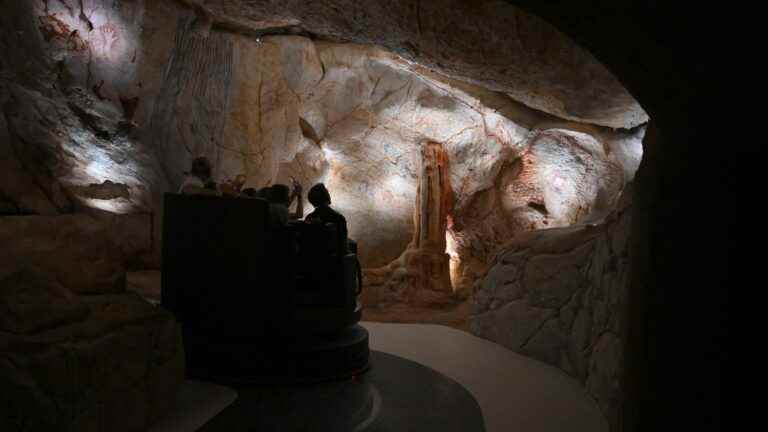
[190,156,212,180]
[308,183,331,208]
[241,187,257,197]
[269,184,291,206]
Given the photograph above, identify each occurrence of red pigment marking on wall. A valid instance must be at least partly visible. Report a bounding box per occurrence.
[38,14,89,52]
[38,14,71,42]
[95,22,120,55]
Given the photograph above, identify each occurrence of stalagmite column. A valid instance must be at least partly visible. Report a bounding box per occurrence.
[413,141,453,251]
[405,141,454,298]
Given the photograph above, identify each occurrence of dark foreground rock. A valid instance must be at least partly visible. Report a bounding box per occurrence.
[0,215,183,432]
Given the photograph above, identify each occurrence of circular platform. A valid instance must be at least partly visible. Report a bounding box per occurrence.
[198,350,485,432]
[184,324,370,384]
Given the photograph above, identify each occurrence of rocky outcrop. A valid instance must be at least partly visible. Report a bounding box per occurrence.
[0,215,126,295]
[0,288,184,432]
[0,215,183,431]
[470,187,633,429]
[447,126,640,294]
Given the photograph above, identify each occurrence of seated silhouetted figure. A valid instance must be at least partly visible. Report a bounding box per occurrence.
[240,187,258,198]
[267,181,304,226]
[305,183,348,254]
[179,156,218,195]
[256,187,271,199]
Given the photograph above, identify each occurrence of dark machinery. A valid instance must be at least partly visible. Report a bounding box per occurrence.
[160,193,369,383]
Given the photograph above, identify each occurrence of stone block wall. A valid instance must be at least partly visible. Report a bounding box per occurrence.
[470,191,633,430]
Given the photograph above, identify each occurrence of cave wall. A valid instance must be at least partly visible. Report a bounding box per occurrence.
[0,4,185,430]
[0,213,184,432]
[1,0,643,275]
[174,0,649,129]
[447,126,641,295]
[470,185,633,429]
[0,1,644,427]
[0,0,644,332]
[0,0,184,268]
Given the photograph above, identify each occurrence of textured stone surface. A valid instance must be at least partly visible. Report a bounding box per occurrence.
[173,0,648,128]
[0,216,182,431]
[470,194,633,427]
[0,292,184,432]
[0,0,644,276]
[0,215,125,295]
[0,268,86,335]
[0,1,650,429]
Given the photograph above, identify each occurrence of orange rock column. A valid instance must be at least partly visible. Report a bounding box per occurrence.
[406,141,454,298]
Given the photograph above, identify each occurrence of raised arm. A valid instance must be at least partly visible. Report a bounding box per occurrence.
[289,177,304,219]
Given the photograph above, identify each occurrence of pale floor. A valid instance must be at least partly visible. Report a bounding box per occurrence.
[362,322,608,432]
[130,272,605,431]
[151,321,607,432]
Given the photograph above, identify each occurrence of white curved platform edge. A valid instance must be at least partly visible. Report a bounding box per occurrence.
[149,380,238,432]
[362,322,608,432]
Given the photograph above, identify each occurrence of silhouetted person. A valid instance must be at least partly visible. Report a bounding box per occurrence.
[241,187,258,198]
[221,174,247,196]
[306,183,348,254]
[267,182,304,226]
[179,156,218,195]
[256,186,271,200]
[287,176,304,219]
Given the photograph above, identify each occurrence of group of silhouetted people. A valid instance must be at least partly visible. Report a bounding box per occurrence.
[178,156,350,254]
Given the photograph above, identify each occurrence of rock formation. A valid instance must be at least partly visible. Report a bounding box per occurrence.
[0,0,644,274]
[363,141,455,307]
[470,186,634,429]
[0,0,650,429]
[170,0,649,129]
[0,214,183,432]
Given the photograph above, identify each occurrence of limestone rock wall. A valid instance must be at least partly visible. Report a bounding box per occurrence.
[0,214,184,432]
[0,0,644,274]
[0,291,184,432]
[470,188,634,429]
[447,126,641,295]
[174,0,649,129]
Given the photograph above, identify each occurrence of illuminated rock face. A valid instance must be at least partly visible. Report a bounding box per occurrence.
[0,2,646,333]
[471,188,634,429]
[175,0,648,129]
[364,142,455,307]
[0,0,644,282]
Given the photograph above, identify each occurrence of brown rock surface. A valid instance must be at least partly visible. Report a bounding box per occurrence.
[470,194,633,427]
[0,215,125,295]
[0,292,184,432]
[0,221,182,431]
[1,0,644,278]
[174,0,648,128]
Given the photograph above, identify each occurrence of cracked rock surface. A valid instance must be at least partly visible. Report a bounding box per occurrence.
[1,0,644,273]
[470,187,634,430]
[177,0,648,129]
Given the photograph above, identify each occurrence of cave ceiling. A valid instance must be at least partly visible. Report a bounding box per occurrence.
[178,0,648,129]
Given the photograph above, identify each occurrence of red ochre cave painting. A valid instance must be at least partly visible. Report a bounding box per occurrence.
[95,22,120,57]
[38,14,88,52]
[38,13,122,59]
